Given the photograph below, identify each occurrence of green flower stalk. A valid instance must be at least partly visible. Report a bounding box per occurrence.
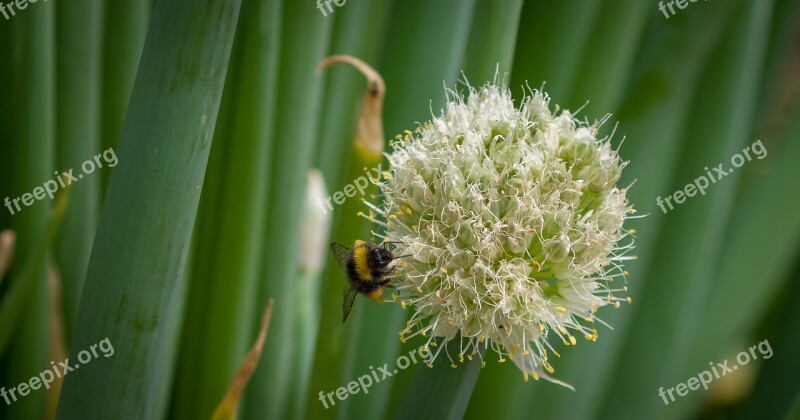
[366,81,636,388]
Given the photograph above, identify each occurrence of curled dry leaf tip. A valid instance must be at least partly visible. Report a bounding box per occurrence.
[317,55,385,158]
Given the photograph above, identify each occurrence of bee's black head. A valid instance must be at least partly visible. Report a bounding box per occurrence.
[371,247,394,267]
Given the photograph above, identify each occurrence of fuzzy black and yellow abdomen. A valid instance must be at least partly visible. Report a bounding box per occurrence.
[345,257,384,300]
[350,244,373,282]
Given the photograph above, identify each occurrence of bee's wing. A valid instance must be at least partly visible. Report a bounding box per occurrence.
[342,284,358,322]
[330,242,352,270]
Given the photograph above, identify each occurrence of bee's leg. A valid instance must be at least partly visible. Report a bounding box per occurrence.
[381,241,404,250]
[378,278,396,288]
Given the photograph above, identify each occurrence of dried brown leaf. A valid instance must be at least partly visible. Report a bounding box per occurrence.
[211,299,275,420]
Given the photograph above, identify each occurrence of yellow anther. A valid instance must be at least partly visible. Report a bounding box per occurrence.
[627,297,632,304]
[523,372,529,383]
[544,363,554,374]
[555,306,566,313]
[569,336,577,345]
[498,358,506,363]
[481,361,486,368]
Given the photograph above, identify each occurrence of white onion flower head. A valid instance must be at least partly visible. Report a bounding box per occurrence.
[366,81,636,388]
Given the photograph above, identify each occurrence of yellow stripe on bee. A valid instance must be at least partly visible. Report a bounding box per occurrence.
[352,245,373,282]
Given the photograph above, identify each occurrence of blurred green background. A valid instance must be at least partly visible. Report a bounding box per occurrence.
[0,0,798,419]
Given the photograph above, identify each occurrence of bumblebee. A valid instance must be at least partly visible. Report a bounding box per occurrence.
[330,240,405,322]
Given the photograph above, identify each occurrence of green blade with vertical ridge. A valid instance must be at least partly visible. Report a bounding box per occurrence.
[244,2,332,419]
[99,0,149,194]
[1,3,55,419]
[461,0,522,84]
[509,0,604,103]
[55,0,102,342]
[170,0,282,418]
[601,2,774,418]
[55,0,242,417]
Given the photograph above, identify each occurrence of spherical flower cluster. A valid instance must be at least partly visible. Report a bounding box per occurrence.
[365,82,636,388]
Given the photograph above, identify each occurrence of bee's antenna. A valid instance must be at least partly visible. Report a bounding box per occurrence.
[382,240,405,251]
